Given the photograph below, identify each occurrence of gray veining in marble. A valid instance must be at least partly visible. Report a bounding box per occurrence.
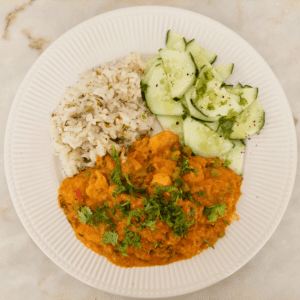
[1,0,300,299]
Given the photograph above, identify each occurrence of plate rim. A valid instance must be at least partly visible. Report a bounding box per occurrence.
[4,5,298,298]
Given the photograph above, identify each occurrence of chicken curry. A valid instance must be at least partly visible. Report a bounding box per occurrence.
[58,131,242,267]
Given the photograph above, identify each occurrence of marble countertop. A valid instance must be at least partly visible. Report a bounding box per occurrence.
[1,0,300,299]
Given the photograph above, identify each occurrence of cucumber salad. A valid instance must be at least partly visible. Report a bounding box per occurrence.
[141,30,265,176]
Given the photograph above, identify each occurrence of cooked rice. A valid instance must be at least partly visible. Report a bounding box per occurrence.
[49,53,155,178]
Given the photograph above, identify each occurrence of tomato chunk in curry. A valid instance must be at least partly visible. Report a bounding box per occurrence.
[58,131,242,267]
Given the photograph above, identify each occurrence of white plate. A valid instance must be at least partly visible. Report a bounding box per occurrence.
[4,6,297,298]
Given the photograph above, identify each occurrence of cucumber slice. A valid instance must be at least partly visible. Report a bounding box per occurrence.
[169,38,186,51]
[243,85,252,88]
[182,86,220,122]
[213,64,234,81]
[166,30,184,50]
[230,98,265,139]
[183,117,234,157]
[194,80,243,118]
[141,58,162,100]
[159,49,197,100]
[220,140,246,176]
[145,54,161,73]
[235,83,243,89]
[223,84,234,90]
[204,120,219,132]
[142,58,161,84]
[156,115,184,144]
[185,40,212,70]
[227,87,258,109]
[186,39,217,65]
[145,64,185,116]
[190,98,221,122]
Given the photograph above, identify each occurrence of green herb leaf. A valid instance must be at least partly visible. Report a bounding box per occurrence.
[197,82,207,98]
[189,209,195,218]
[199,190,211,198]
[114,199,131,217]
[181,157,196,175]
[239,97,248,106]
[117,226,142,256]
[203,203,227,222]
[207,103,215,110]
[126,209,143,225]
[102,231,119,247]
[141,219,157,232]
[140,81,149,93]
[154,185,178,194]
[124,174,147,196]
[225,109,239,120]
[91,207,113,226]
[202,237,215,249]
[77,206,93,224]
[110,145,126,195]
[142,112,146,119]
[223,159,231,167]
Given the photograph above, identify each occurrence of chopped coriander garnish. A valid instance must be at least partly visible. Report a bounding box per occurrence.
[181,157,191,174]
[114,199,131,217]
[90,207,113,226]
[126,209,142,225]
[181,157,197,176]
[102,231,119,247]
[77,205,113,227]
[142,112,146,119]
[189,209,195,218]
[174,178,184,187]
[239,97,248,106]
[203,203,227,223]
[117,226,142,256]
[140,81,149,93]
[124,174,147,196]
[102,227,142,257]
[207,103,215,110]
[142,185,194,237]
[110,145,126,195]
[77,206,93,224]
[223,159,231,168]
[199,190,211,198]
[141,219,157,232]
[218,111,238,139]
[202,237,215,249]
[110,148,147,197]
[155,185,178,194]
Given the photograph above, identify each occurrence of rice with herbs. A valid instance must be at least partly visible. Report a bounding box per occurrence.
[49,53,155,178]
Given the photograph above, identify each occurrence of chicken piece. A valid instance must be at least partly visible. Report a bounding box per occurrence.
[86,170,109,203]
[148,131,180,154]
[121,157,142,174]
[151,173,172,187]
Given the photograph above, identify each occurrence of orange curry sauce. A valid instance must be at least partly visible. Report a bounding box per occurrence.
[58,131,242,267]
